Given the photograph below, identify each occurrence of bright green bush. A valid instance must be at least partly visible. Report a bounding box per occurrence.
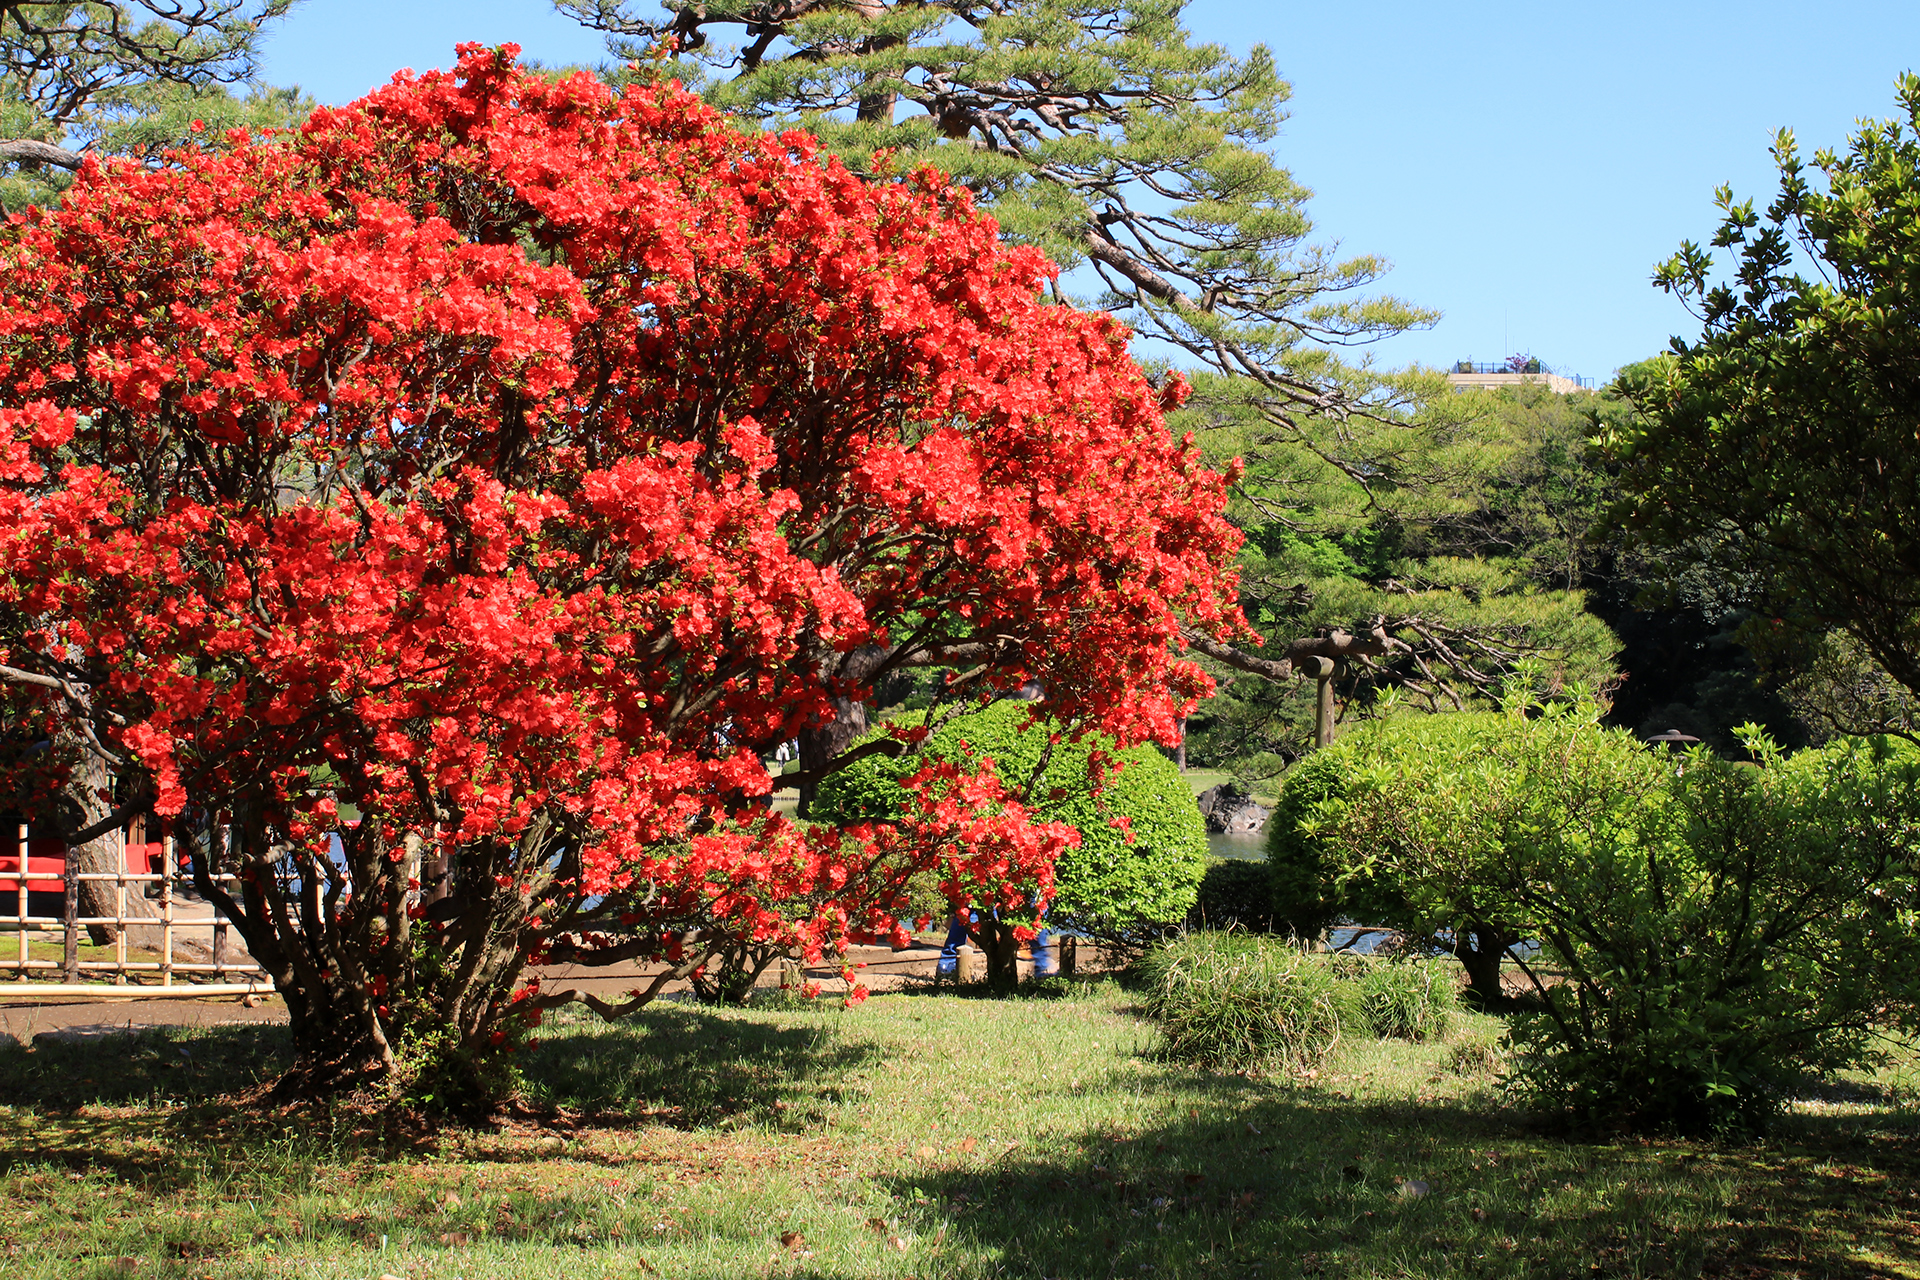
[812,701,1207,930]
[1135,932,1345,1074]
[1504,733,1920,1133]
[1289,702,1920,1134]
[1265,744,1357,940]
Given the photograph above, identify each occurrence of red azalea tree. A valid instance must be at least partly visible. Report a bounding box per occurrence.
[0,45,1242,1099]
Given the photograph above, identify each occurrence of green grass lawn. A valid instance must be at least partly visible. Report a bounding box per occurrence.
[2,982,1918,1278]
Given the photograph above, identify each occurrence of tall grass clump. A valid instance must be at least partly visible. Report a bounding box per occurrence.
[1135,933,1344,1074]
[1353,958,1454,1041]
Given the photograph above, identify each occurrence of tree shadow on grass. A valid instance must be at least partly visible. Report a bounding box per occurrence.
[518,1002,883,1129]
[0,1020,290,1111]
[879,1070,1920,1280]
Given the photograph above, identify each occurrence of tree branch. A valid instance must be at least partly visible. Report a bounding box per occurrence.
[0,138,83,169]
[1179,623,1408,682]
[770,735,908,792]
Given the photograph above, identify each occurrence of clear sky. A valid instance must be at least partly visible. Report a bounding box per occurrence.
[257,0,1920,384]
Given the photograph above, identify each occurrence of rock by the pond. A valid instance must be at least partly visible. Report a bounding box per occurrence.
[1196,785,1271,836]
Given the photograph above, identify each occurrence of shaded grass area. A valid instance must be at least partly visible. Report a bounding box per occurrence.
[1,985,1919,1277]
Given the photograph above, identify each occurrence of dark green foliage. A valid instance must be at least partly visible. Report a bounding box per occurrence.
[1187,859,1276,932]
[1136,932,1345,1074]
[1184,380,1626,780]
[811,701,1208,930]
[1,2,307,210]
[1617,74,1920,701]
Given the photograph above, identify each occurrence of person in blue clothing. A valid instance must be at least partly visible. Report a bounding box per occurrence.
[936,904,1057,976]
[937,906,974,976]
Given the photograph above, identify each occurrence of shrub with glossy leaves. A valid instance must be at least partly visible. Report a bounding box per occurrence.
[812,700,1208,933]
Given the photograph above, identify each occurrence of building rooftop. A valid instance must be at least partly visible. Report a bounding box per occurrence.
[1446,361,1593,395]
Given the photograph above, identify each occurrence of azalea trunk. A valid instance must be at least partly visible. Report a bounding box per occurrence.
[978,916,1021,994]
[276,977,394,1095]
[193,811,537,1106]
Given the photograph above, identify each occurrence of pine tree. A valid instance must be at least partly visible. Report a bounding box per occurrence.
[2,1,304,210]
[559,0,1621,762]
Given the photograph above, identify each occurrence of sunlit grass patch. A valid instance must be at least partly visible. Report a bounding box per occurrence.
[0,983,1915,1277]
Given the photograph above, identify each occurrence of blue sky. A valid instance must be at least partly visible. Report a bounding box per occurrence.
[257,1,1920,384]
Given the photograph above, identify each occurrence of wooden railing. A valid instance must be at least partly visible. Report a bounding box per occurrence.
[2,822,271,999]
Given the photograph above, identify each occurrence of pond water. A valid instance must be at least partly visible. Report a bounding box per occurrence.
[1206,830,1267,862]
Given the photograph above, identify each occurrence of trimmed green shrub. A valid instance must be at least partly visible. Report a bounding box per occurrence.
[812,700,1208,931]
[1288,701,1920,1133]
[1188,859,1277,932]
[1264,745,1351,940]
[1135,932,1344,1074]
[1265,743,1415,944]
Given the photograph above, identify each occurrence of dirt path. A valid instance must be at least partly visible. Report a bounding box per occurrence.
[0,938,1100,1047]
[0,993,289,1046]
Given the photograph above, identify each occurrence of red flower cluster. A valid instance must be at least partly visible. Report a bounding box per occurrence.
[0,45,1241,1085]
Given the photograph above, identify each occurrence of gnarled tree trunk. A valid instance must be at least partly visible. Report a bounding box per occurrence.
[1453,923,1513,1010]
[795,645,888,816]
[53,720,155,945]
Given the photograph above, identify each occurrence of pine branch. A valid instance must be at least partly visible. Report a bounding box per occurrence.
[0,137,83,169]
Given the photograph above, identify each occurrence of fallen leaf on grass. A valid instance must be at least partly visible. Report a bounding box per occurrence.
[915,1145,936,1160]
[959,1136,978,1154]
[866,1218,890,1234]
[780,1230,806,1252]
[636,1260,659,1276]
[111,1260,138,1274]
[438,1231,472,1247]
[1244,1122,1262,1136]
[1183,1173,1207,1187]
[1395,1178,1431,1199]
[887,1235,910,1252]
[1471,1207,1489,1222]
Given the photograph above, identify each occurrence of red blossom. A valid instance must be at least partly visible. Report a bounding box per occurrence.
[0,45,1242,1078]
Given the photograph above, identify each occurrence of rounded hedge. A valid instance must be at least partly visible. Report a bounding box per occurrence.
[811,700,1207,928]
